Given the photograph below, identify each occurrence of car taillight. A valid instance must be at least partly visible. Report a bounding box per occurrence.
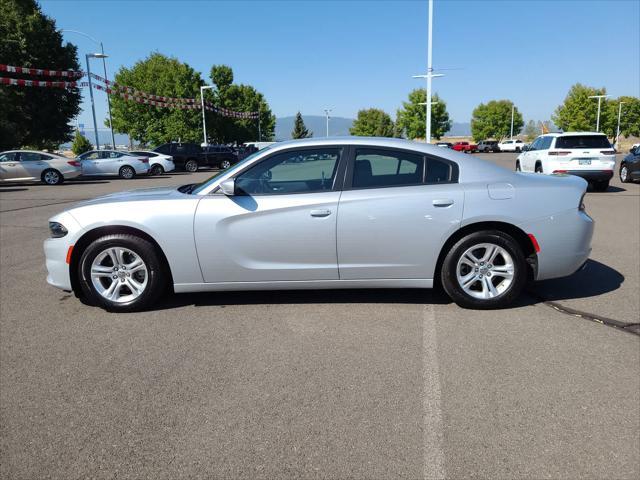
[548,151,570,156]
[600,150,615,155]
[67,160,81,167]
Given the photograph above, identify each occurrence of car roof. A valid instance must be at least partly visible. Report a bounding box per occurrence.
[1,149,61,155]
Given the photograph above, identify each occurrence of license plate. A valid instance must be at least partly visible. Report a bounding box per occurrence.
[578,159,591,165]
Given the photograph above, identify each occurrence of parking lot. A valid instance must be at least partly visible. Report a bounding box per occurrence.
[1,153,638,478]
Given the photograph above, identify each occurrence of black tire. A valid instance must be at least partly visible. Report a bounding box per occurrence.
[440,230,528,309]
[592,180,609,192]
[119,165,135,179]
[149,164,164,176]
[515,161,521,172]
[41,168,64,185]
[620,164,632,183]
[184,159,198,172]
[220,159,232,169]
[515,147,521,153]
[535,163,543,173]
[78,234,167,312]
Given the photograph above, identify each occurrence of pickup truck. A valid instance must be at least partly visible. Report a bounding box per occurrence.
[452,141,477,153]
[154,143,238,171]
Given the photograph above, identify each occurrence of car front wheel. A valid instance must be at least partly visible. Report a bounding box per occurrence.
[119,166,135,179]
[150,164,164,176]
[220,159,232,169]
[78,234,166,312]
[440,231,527,309]
[184,159,198,172]
[620,165,631,183]
[42,169,64,185]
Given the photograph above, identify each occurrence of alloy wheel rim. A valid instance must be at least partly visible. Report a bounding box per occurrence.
[122,167,134,178]
[456,243,515,300]
[221,160,231,169]
[621,167,627,181]
[44,171,59,184]
[186,162,197,172]
[90,247,148,303]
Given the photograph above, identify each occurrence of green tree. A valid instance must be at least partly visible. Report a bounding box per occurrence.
[0,0,82,150]
[71,129,92,155]
[291,111,312,138]
[523,120,539,141]
[470,100,524,141]
[602,96,640,139]
[552,83,615,134]
[396,89,451,140]
[206,65,276,143]
[108,53,204,146]
[349,108,395,137]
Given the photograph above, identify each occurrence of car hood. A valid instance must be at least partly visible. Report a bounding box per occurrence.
[71,185,186,208]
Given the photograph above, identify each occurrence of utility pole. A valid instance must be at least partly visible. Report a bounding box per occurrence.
[324,109,332,137]
[588,94,610,132]
[615,101,625,149]
[200,85,214,146]
[85,53,107,149]
[412,0,443,143]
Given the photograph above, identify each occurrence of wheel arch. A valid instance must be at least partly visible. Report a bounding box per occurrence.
[69,225,174,295]
[434,221,537,288]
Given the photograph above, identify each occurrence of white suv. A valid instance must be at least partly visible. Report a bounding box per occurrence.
[516,132,615,191]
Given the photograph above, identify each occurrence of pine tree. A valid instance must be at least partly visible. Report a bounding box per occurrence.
[291,112,312,139]
[71,129,92,155]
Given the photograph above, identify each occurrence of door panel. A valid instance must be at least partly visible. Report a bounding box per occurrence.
[194,192,340,282]
[337,183,464,279]
[20,152,48,179]
[0,152,20,179]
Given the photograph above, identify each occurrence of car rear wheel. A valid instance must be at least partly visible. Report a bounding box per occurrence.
[184,159,198,172]
[220,159,232,169]
[78,234,166,312]
[41,169,63,185]
[535,163,543,173]
[441,231,527,309]
[620,165,631,183]
[515,161,521,172]
[149,164,164,176]
[119,166,135,179]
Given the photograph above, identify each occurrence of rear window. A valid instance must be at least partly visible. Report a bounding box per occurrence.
[555,135,611,149]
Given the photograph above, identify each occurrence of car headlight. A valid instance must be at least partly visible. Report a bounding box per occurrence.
[49,221,68,238]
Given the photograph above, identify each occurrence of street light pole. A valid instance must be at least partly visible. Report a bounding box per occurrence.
[200,85,214,146]
[510,104,515,140]
[412,0,443,143]
[324,109,332,137]
[588,94,610,132]
[85,54,101,149]
[615,101,625,149]
[62,30,115,148]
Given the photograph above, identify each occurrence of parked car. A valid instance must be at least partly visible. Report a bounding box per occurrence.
[619,145,640,183]
[515,132,615,191]
[435,142,453,148]
[203,145,238,169]
[477,140,500,153]
[77,150,150,179]
[45,137,593,312]
[129,151,175,176]
[498,139,527,152]
[0,150,81,185]
[452,141,477,153]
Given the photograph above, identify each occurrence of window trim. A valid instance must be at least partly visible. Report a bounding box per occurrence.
[342,145,459,191]
[223,145,348,197]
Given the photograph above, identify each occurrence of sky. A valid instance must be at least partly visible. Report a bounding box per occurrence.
[40,0,640,129]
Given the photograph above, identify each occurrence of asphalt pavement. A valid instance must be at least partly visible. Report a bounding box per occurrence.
[1,154,638,479]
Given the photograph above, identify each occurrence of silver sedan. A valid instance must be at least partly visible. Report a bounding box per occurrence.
[44,137,594,311]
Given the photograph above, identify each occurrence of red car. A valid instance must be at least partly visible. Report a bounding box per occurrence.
[452,141,477,153]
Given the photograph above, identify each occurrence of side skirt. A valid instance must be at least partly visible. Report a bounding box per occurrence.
[174,278,433,293]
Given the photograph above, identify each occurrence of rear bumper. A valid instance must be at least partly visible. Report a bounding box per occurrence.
[555,170,613,182]
[518,208,594,281]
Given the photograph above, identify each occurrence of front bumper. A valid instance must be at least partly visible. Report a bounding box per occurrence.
[44,237,73,291]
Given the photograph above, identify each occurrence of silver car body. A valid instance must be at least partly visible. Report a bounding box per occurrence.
[0,150,81,182]
[78,150,150,176]
[45,137,593,294]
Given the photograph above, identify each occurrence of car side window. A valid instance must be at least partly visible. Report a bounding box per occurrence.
[0,152,17,162]
[426,158,453,183]
[528,138,541,151]
[352,148,424,189]
[40,154,54,160]
[20,152,41,162]
[106,151,122,159]
[235,148,341,195]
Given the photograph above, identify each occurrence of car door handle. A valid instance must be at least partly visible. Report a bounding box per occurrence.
[432,199,454,207]
[310,209,332,217]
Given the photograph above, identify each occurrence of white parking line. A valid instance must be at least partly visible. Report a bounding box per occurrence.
[423,304,446,480]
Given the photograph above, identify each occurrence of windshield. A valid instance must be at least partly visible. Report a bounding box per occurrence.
[189,146,272,194]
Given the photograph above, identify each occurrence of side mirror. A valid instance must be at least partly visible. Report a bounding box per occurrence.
[219,178,235,196]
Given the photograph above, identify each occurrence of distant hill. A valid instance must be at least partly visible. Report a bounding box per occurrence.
[275,115,354,140]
